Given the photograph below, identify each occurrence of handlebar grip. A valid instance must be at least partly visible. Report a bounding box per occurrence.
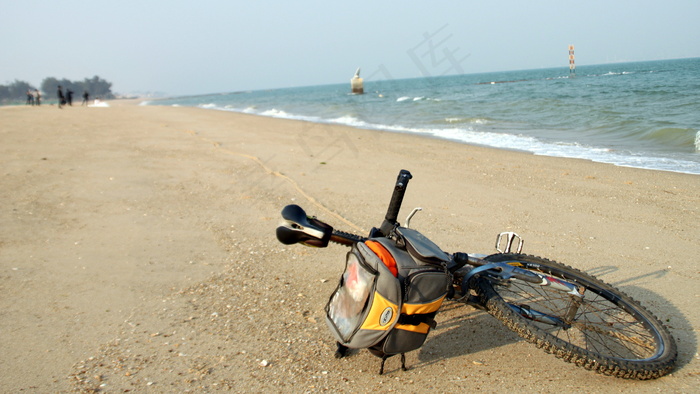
[379,169,412,235]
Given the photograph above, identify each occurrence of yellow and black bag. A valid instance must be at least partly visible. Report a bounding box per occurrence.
[325,230,451,374]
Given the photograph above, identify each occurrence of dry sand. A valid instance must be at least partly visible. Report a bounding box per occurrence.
[1,101,698,392]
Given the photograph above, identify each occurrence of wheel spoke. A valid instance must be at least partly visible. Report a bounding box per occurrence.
[493,273,659,360]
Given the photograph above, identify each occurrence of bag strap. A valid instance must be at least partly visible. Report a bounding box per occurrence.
[397,314,437,329]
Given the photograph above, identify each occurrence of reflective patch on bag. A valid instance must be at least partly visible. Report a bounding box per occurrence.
[380,307,394,326]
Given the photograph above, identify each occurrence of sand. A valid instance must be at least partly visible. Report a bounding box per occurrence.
[1,101,698,392]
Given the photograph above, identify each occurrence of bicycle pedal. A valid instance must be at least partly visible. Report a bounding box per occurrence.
[495,232,524,253]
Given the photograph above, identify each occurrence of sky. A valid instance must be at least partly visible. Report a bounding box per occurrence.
[2,1,699,97]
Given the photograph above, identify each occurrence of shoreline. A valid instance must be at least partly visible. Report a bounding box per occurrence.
[145,101,700,176]
[1,102,698,391]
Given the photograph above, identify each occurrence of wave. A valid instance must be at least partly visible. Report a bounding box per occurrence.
[329,115,372,129]
[260,108,291,117]
[396,96,441,103]
[601,71,634,76]
[443,117,491,125]
[639,127,700,150]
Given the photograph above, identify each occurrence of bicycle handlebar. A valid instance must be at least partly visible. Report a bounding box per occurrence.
[378,169,412,236]
[330,230,366,246]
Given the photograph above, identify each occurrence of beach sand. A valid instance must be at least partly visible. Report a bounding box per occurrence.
[1,101,698,392]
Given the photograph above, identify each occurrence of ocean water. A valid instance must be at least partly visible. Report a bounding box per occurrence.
[150,58,700,175]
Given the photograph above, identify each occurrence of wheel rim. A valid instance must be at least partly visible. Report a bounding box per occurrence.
[491,270,665,362]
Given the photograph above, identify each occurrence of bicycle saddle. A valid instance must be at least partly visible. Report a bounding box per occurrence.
[276,204,333,247]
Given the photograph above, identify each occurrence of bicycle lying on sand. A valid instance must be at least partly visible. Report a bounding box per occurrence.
[276,170,677,379]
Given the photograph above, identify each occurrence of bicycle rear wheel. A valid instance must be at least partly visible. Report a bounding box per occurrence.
[472,254,677,379]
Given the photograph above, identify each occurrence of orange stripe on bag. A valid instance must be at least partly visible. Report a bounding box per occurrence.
[394,322,430,334]
[365,240,398,277]
[402,295,446,315]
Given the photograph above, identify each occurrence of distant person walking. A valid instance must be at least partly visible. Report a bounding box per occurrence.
[26,90,34,106]
[34,89,41,106]
[66,89,74,106]
[57,85,65,109]
[82,91,89,106]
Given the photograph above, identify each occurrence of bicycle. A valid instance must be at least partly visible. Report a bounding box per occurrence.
[276,169,677,379]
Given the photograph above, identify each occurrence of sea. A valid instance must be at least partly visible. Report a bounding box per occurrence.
[148,58,700,175]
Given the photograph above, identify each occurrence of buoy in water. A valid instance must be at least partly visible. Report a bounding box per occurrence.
[351,68,364,94]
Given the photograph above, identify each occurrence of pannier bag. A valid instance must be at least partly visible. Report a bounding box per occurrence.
[325,234,451,373]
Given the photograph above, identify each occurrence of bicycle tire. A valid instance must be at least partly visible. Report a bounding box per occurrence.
[471,253,677,379]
